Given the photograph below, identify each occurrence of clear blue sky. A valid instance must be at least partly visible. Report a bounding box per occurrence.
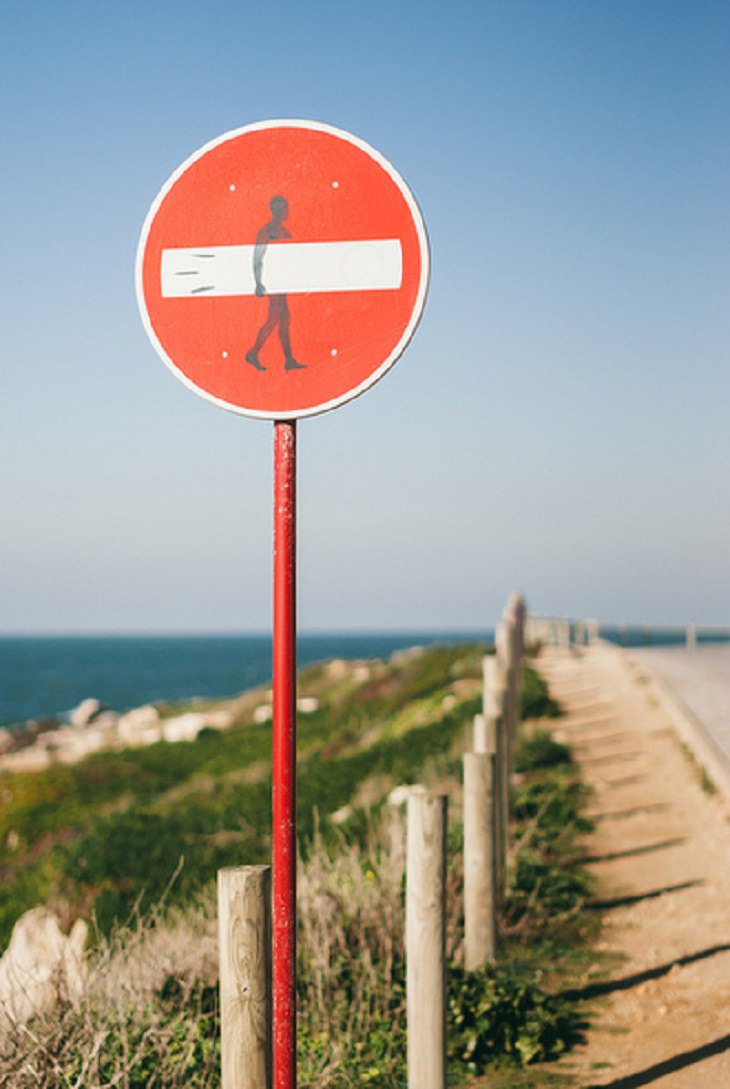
[1,0,728,632]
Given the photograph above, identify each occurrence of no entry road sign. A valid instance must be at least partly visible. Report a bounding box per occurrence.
[136,120,429,419]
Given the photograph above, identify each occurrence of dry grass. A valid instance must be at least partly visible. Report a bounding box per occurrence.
[0,805,464,1088]
[297,814,407,1084]
[0,889,220,1088]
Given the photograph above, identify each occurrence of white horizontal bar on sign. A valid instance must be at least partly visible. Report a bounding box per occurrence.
[160,239,403,298]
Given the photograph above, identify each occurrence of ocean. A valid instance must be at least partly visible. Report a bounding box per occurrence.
[0,631,487,730]
[5,626,728,733]
[599,626,730,649]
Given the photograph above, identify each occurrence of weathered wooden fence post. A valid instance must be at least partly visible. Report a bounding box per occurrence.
[472,712,492,754]
[495,620,516,747]
[218,865,272,1089]
[407,787,448,1089]
[481,656,506,899]
[495,620,516,839]
[463,752,497,968]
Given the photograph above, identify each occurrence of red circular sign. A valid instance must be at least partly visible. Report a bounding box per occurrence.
[136,120,429,419]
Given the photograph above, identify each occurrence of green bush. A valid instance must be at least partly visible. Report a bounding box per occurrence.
[515,730,572,773]
[507,731,595,937]
[448,964,586,1072]
[507,849,593,922]
[520,667,561,719]
[512,775,593,852]
[62,978,220,1089]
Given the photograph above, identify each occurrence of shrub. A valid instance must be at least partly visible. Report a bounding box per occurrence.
[515,730,572,773]
[448,963,586,1072]
[507,849,593,923]
[520,667,561,719]
[512,774,593,854]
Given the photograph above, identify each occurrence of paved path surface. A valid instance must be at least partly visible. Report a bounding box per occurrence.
[630,645,730,788]
[535,644,730,1088]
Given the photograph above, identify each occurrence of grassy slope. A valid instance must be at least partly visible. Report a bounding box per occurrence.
[0,643,599,1089]
[0,643,486,944]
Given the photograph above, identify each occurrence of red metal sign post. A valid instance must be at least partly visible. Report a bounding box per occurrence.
[137,120,428,1089]
[272,419,297,1089]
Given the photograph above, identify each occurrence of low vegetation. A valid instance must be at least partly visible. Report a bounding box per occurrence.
[0,644,483,941]
[0,643,597,1087]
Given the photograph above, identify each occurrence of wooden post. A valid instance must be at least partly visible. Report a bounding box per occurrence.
[484,655,508,728]
[407,787,448,1089]
[463,753,496,968]
[495,620,517,785]
[472,712,494,754]
[386,790,408,881]
[218,866,272,1089]
[687,624,697,651]
[495,621,515,723]
[483,656,507,900]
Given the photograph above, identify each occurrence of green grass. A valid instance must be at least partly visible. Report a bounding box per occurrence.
[0,645,600,1089]
[0,643,484,944]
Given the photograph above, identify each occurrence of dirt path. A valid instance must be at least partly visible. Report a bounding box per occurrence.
[533,642,730,1088]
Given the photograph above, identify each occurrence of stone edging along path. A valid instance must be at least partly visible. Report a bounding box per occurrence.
[534,641,730,1088]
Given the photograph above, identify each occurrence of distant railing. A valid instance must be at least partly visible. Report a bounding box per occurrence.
[600,624,730,648]
[527,616,730,650]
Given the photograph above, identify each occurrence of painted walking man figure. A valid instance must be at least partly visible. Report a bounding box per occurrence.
[245,196,306,372]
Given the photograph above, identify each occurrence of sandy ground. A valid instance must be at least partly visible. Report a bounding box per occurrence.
[534,642,730,1089]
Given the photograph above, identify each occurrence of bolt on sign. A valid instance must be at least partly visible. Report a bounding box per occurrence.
[136,119,429,418]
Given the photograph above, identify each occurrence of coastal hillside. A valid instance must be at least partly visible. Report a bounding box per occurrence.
[0,642,496,945]
[1,639,592,1089]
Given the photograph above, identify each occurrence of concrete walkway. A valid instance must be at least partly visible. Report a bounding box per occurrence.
[629,644,730,798]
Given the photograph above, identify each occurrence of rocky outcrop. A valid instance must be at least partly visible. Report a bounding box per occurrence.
[117,703,162,746]
[0,908,87,1031]
[69,698,105,728]
[161,712,207,743]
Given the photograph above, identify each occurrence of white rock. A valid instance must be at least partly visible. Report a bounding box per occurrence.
[3,749,51,772]
[119,703,159,727]
[70,698,103,728]
[204,709,234,730]
[93,711,119,732]
[140,725,163,746]
[36,731,62,752]
[0,908,87,1031]
[326,659,349,679]
[254,704,273,724]
[117,705,160,744]
[162,713,208,743]
[297,697,319,714]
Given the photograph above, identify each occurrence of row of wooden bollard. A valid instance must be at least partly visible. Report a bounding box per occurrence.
[525,614,600,648]
[216,592,526,1089]
[463,591,524,972]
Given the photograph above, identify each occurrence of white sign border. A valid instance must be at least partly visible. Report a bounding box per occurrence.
[135,118,430,421]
